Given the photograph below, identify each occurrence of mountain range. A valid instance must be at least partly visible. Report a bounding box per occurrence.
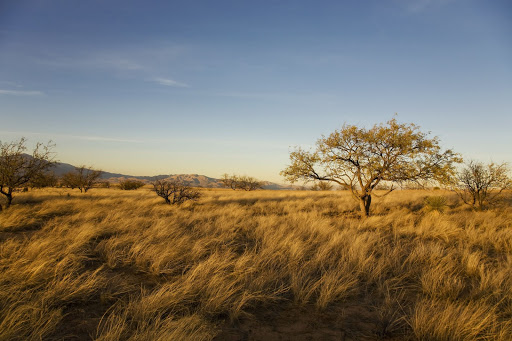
[50,160,292,190]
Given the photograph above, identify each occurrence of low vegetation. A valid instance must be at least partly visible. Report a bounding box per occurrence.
[220,174,263,191]
[153,179,201,204]
[61,166,103,193]
[311,181,334,191]
[118,179,145,190]
[1,188,511,340]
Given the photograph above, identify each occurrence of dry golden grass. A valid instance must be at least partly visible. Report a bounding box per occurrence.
[1,188,511,340]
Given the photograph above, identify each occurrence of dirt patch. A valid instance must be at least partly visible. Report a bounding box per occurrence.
[215,303,398,341]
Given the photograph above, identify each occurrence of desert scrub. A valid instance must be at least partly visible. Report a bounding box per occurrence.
[424,195,448,213]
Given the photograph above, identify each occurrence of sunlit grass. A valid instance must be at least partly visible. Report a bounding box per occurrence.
[1,188,511,340]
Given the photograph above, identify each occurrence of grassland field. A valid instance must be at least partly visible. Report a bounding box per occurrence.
[1,187,512,340]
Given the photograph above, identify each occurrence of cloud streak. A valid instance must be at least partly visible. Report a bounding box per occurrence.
[151,77,189,87]
[0,89,44,96]
[36,55,144,71]
[0,131,144,143]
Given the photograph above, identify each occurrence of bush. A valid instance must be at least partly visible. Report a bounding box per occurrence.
[424,196,447,213]
[97,181,110,188]
[153,180,201,204]
[119,179,144,190]
[311,181,333,191]
[220,174,262,191]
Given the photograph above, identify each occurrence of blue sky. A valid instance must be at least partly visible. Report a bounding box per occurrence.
[1,0,511,183]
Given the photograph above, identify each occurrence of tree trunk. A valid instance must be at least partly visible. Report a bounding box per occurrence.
[359,194,371,217]
[5,192,13,209]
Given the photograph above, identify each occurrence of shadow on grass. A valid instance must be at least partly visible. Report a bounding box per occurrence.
[205,194,336,207]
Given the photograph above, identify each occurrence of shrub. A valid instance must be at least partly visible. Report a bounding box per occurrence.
[153,180,201,204]
[220,174,262,191]
[424,196,447,213]
[311,181,333,191]
[119,179,144,190]
[97,181,110,188]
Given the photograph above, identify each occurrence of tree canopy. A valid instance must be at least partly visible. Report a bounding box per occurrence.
[281,119,461,216]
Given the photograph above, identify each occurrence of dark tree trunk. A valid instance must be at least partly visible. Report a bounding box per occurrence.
[359,194,371,217]
[5,192,13,209]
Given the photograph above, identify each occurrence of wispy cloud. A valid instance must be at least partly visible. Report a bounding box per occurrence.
[216,92,270,99]
[33,43,186,73]
[37,55,144,71]
[0,89,44,96]
[0,131,144,143]
[151,77,189,87]
[0,81,23,88]
[69,135,144,143]
[0,130,289,150]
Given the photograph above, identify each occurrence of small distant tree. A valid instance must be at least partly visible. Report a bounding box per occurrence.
[220,173,238,190]
[119,179,144,190]
[220,174,262,191]
[97,181,110,189]
[311,181,333,191]
[153,179,201,204]
[454,161,511,210]
[0,138,56,209]
[60,172,77,189]
[30,171,58,189]
[61,166,102,193]
[281,119,461,217]
[237,175,263,191]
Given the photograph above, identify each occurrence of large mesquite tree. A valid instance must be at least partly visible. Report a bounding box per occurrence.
[281,119,461,216]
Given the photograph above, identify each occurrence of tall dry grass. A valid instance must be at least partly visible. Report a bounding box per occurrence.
[0,188,511,340]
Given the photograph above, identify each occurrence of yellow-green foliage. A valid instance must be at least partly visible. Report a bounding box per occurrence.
[0,188,511,340]
[424,195,448,213]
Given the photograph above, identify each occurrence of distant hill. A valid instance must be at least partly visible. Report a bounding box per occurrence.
[50,160,292,190]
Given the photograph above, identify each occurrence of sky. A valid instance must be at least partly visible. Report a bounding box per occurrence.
[0,0,511,183]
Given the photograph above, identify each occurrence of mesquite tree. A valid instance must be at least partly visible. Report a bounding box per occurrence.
[220,173,239,190]
[153,179,201,204]
[0,138,56,209]
[281,119,461,217]
[61,166,102,193]
[220,174,262,191]
[454,161,510,210]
